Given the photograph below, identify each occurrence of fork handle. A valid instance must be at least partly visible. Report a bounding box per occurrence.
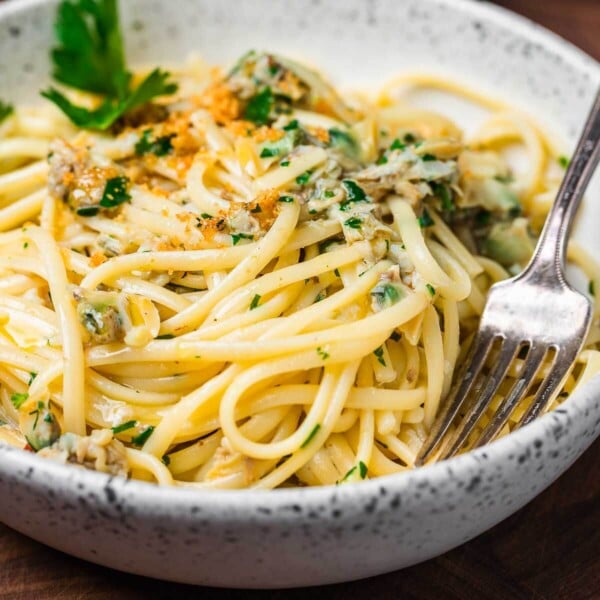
[525,89,600,281]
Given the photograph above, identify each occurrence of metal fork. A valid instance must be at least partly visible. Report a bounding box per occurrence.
[416,90,600,466]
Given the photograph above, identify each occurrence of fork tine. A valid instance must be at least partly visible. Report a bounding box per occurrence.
[437,338,521,461]
[474,345,548,448]
[518,345,576,427]
[415,331,495,466]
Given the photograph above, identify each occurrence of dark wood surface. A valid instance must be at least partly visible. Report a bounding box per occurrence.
[1,1,599,598]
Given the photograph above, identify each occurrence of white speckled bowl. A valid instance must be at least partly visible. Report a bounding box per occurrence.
[1,0,599,589]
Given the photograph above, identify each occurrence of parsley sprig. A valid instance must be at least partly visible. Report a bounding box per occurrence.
[0,100,14,125]
[42,0,177,130]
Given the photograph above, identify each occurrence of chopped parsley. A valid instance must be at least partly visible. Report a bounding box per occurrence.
[328,127,358,156]
[131,425,155,446]
[278,195,294,203]
[23,242,29,249]
[200,212,213,219]
[430,182,454,212]
[390,138,406,151]
[280,160,290,167]
[244,87,273,125]
[10,392,29,409]
[162,455,171,466]
[135,129,175,156]
[156,333,175,339]
[359,460,368,478]
[76,206,100,217]
[404,132,417,143]
[111,420,137,434]
[324,190,335,199]
[390,331,402,342]
[316,347,329,360]
[589,280,596,297]
[426,283,436,297]
[421,153,437,162]
[558,155,570,169]
[283,119,299,131]
[343,217,362,229]
[418,208,434,228]
[371,282,403,309]
[42,0,177,130]
[99,175,131,208]
[340,461,368,483]
[28,372,37,386]
[249,294,261,310]
[0,100,13,124]
[231,232,254,245]
[373,346,386,367]
[340,179,368,211]
[250,204,262,213]
[296,171,312,186]
[376,154,388,165]
[300,424,321,448]
[260,147,277,158]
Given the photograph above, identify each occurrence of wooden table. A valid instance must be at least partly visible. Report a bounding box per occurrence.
[1,1,599,598]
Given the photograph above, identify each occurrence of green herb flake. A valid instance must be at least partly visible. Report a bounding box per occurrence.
[112,420,137,434]
[283,119,299,131]
[475,210,491,227]
[200,213,213,219]
[249,294,261,310]
[334,268,341,277]
[131,425,155,446]
[431,182,454,212]
[340,179,368,211]
[589,280,596,297]
[244,87,273,125]
[250,204,262,213]
[300,424,321,448]
[28,372,37,386]
[99,175,131,208]
[231,232,254,245]
[76,206,100,217]
[426,283,436,297]
[10,392,29,409]
[260,147,277,158]
[340,465,357,483]
[421,153,437,162]
[280,159,290,167]
[316,347,329,360]
[418,208,434,228]
[296,171,312,186]
[0,100,14,124]
[156,333,175,339]
[324,190,335,199]
[390,138,406,151]
[358,461,368,479]
[558,155,570,169]
[278,195,294,203]
[344,217,362,229]
[390,331,402,342]
[404,132,416,143]
[162,454,171,466]
[376,154,388,165]
[135,129,175,157]
[373,346,386,367]
[23,242,29,249]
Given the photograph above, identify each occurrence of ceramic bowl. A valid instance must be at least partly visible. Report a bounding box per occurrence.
[0,0,599,589]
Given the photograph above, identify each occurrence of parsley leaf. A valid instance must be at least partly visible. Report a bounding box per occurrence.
[316,347,329,360]
[300,424,321,448]
[135,128,175,156]
[426,283,436,297]
[344,217,362,229]
[99,175,130,208]
[112,420,137,434]
[340,180,368,211]
[278,195,294,203]
[131,425,154,446]
[50,0,129,98]
[373,346,386,367]
[10,392,29,409]
[558,155,570,169]
[42,68,177,130]
[0,100,14,125]
[418,208,434,228]
[250,294,261,310]
[244,87,273,125]
[42,1,177,130]
[231,232,254,245]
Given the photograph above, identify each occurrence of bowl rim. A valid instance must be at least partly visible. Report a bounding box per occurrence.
[0,0,599,509]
